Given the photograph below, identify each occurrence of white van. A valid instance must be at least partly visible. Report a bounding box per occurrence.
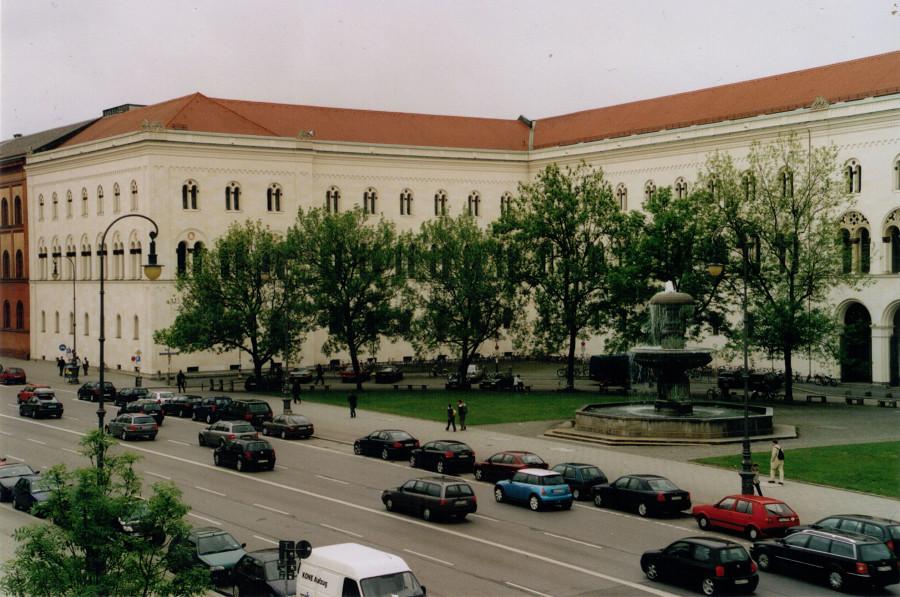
[296,543,426,597]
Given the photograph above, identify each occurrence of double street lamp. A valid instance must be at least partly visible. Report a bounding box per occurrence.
[96,214,163,469]
[52,255,78,382]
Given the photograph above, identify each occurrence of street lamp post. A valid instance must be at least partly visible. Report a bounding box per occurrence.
[97,214,162,470]
[53,256,78,382]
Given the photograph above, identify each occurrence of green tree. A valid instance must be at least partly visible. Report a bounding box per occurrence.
[497,162,643,390]
[411,214,523,385]
[0,431,208,596]
[287,207,408,388]
[155,220,309,385]
[698,134,860,400]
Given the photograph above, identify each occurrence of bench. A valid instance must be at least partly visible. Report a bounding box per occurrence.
[805,394,827,404]
[877,397,898,408]
[393,384,428,391]
[845,396,866,406]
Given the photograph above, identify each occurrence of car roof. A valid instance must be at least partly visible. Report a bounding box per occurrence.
[518,468,559,476]
[720,494,786,504]
[228,438,269,446]
[800,528,887,544]
[233,398,267,403]
[428,439,468,445]
[33,388,55,394]
[416,476,467,484]
[305,543,410,578]
[245,548,280,562]
[497,450,536,456]
[628,474,668,479]
[556,462,596,468]
[821,514,899,525]
[190,526,230,538]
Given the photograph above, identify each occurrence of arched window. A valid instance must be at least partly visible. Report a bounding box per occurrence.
[38,194,44,221]
[890,226,900,275]
[41,311,46,333]
[15,250,23,278]
[0,198,7,226]
[13,196,22,225]
[81,188,88,216]
[644,181,656,202]
[133,315,140,340]
[82,243,92,280]
[500,192,514,216]
[615,184,627,210]
[130,180,138,210]
[97,185,104,215]
[84,312,89,336]
[267,184,282,212]
[845,160,862,194]
[193,242,204,271]
[15,301,23,329]
[182,180,199,210]
[840,211,870,274]
[781,168,794,198]
[400,189,413,216]
[176,241,188,275]
[113,183,121,213]
[467,191,481,217]
[2,301,9,328]
[224,182,241,211]
[326,186,340,213]
[1,251,9,279]
[363,187,378,215]
[741,171,756,202]
[130,241,141,279]
[54,311,60,333]
[434,190,448,216]
[859,228,870,273]
[52,193,58,220]
[115,314,122,338]
[674,177,688,199]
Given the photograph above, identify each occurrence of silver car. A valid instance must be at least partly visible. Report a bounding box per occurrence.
[106,414,158,441]
[198,421,258,448]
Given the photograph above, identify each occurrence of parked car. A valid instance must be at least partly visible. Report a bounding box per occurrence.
[17,383,50,404]
[12,475,52,515]
[374,366,404,384]
[785,514,900,557]
[751,528,899,592]
[593,474,691,517]
[77,381,116,402]
[173,526,246,586]
[105,413,159,441]
[116,499,165,545]
[288,367,314,384]
[119,399,165,426]
[19,393,64,419]
[382,476,478,521]
[0,366,27,385]
[220,398,274,429]
[192,395,233,423]
[409,440,475,474]
[551,462,608,501]
[0,462,38,501]
[114,386,149,407]
[213,439,276,471]
[473,450,547,483]
[693,494,798,540]
[160,394,204,417]
[262,414,314,439]
[641,537,758,596]
[148,390,177,405]
[339,365,371,383]
[233,548,295,596]
[199,421,259,447]
[354,429,420,460]
[494,469,573,511]
[478,372,517,391]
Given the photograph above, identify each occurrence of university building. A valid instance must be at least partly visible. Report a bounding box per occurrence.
[19,51,900,383]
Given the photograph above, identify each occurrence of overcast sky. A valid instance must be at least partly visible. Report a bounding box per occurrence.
[2,0,898,139]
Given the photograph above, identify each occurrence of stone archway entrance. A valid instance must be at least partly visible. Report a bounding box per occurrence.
[891,310,900,386]
[840,303,872,383]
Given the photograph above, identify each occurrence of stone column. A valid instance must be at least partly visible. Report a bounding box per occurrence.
[871,324,892,386]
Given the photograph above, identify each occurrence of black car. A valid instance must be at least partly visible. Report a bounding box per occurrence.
[171,526,246,586]
[593,474,691,517]
[262,414,314,439]
[105,413,159,441]
[0,462,38,501]
[19,393,64,419]
[641,537,758,596]
[354,429,420,460]
[551,462,608,501]
[382,476,478,521]
[409,440,475,474]
[116,500,165,545]
[119,399,165,426]
[786,514,900,558]
[213,439,276,471]
[233,548,296,596]
[78,381,117,402]
[192,395,233,423]
[13,474,53,515]
[374,366,404,384]
[751,528,899,591]
[478,372,517,391]
[114,386,149,407]
[161,394,204,417]
[220,398,274,430]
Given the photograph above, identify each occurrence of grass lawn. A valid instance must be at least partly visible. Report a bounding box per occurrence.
[694,442,900,499]
[292,389,630,426]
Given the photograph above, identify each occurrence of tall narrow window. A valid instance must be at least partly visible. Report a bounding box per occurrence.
[674,178,688,199]
[500,192,513,216]
[182,180,199,210]
[52,193,58,220]
[15,301,23,329]
[84,313,89,336]
[363,187,377,215]
[841,229,852,274]
[891,226,900,274]
[133,315,140,340]
[130,180,138,210]
[615,184,627,210]
[326,186,340,213]
[845,160,862,194]
[267,184,282,212]
[176,241,187,275]
[225,182,241,211]
[781,169,794,198]
[1,251,9,279]
[13,196,22,225]
[115,314,121,338]
[15,250,23,278]
[38,195,44,221]
[81,188,88,216]
[434,190,448,216]
[97,185,104,215]
[41,311,46,333]
[2,301,9,329]
[859,228,870,273]
[741,172,755,202]
[399,189,413,216]
[644,181,656,202]
[0,199,7,226]
[66,190,73,218]
[55,311,60,333]
[113,183,121,213]
[467,191,481,217]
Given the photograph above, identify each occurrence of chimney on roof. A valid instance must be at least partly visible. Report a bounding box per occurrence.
[13,134,22,138]
[102,103,146,117]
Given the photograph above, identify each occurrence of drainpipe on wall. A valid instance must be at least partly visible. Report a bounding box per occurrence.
[518,115,534,151]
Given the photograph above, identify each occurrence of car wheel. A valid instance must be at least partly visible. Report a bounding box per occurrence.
[637,502,649,517]
[213,453,220,466]
[701,577,717,596]
[409,454,417,468]
[528,495,541,511]
[353,443,362,455]
[192,412,199,421]
[198,434,205,446]
[422,507,432,521]
[281,430,287,440]
[236,458,245,472]
[436,460,445,474]
[745,526,760,541]
[494,487,504,502]
[381,448,390,460]
[385,498,394,511]
[474,468,484,481]
[593,493,604,507]
[219,438,226,448]
[827,568,844,592]
[697,514,710,530]
[121,430,128,441]
[206,413,213,424]
[756,552,771,571]
[644,562,659,581]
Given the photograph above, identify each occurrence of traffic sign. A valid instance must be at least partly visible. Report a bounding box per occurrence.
[135,355,141,363]
[135,350,142,356]
[59,344,67,351]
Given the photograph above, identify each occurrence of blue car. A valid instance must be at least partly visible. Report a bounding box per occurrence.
[494,468,573,511]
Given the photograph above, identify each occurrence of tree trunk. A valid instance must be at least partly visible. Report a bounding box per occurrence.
[565,326,577,392]
[783,344,794,402]
[349,347,362,392]
[458,339,470,390]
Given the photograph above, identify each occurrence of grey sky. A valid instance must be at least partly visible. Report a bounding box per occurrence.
[2,0,898,139]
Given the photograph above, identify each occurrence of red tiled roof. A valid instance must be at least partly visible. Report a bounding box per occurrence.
[62,51,900,152]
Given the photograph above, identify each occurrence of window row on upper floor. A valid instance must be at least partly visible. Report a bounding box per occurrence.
[34,233,146,281]
[37,181,139,222]
[1,249,24,279]
[35,309,140,340]
[840,207,900,274]
[1,300,25,330]
[0,195,24,227]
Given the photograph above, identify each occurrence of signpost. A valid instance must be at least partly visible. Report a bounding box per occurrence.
[159,347,180,385]
[278,539,312,594]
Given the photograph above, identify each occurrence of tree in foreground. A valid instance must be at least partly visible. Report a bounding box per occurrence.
[155,220,310,386]
[0,430,208,596]
[410,214,523,386]
[287,207,408,389]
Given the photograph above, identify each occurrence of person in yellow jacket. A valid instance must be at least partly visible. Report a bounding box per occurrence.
[768,439,785,485]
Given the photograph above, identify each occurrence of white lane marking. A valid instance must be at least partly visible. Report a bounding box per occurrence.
[403,548,454,567]
[253,534,278,546]
[4,454,23,461]
[0,430,12,435]
[27,438,47,445]
[5,404,17,409]
[505,581,554,597]
[275,464,288,470]
[67,417,80,421]
[194,486,226,497]
[543,532,604,550]
[254,503,291,516]
[188,512,222,526]
[167,439,191,447]
[147,471,172,480]
[315,474,349,486]
[469,513,498,522]
[574,504,693,531]
[320,523,363,538]
[549,447,575,452]
[0,414,679,597]
[62,448,80,455]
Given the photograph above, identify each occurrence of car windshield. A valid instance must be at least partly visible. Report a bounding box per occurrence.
[245,442,270,451]
[32,479,54,493]
[448,443,470,452]
[521,454,544,465]
[388,431,413,441]
[247,403,270,413]
[139,403,160,412]
[36,393,55,400]
[214,397,231,406]
[580,467,604,480]
[646,478,678,491]
[197,533,242,555]
[764,503,795,516]
[859,542,892,561]
[232,423,256,433]
[718,547,750,563]
[360,571,423,597]
[0,464,33,478]
[542,474,566,485]
[133,416,155,425]
[888,525,900,540]
[447,484,474,497]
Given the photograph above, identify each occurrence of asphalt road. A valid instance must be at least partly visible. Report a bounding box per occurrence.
[1,373,897,596]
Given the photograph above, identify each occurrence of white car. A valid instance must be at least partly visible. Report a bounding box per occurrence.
[148,390,176,404]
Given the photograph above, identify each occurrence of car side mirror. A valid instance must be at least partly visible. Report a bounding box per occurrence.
[241,543,247,548]
[421,587,426,596]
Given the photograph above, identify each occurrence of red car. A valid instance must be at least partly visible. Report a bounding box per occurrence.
[0,366,27,385]
[473,450,547,483]
[339,365,371,383]
[17,384,50,404]
[693,494,799,540]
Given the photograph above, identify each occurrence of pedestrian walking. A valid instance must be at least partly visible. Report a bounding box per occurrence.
[57,356,65,376]
[751,463,763,496]
[445,403,457,432]
[82,358,90,376]
[314,363,325,386]
[176,369,186,393]
[348,392,358,418]
[457,399,468,430]
[291,377,302,405]
[768,439,785,485]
